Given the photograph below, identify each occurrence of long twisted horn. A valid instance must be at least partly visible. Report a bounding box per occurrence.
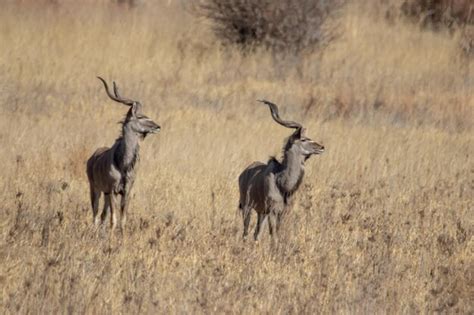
[258,99,302,129]
[112,81,136,106]
[97,76,135,106]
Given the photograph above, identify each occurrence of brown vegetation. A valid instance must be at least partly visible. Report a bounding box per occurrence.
[197,0,343,53]
[400,0,473,29]
[0,1,473,313]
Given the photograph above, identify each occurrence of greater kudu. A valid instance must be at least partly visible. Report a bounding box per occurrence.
[86,77,160,231]
[238,100,325,241]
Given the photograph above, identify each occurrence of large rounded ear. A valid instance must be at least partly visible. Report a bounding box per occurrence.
[300,127,307,137]
[292,127,305,139]
[131,102,142,117]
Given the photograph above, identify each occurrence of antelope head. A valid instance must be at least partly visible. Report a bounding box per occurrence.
[258,99,325,160]
[97,77,161,139]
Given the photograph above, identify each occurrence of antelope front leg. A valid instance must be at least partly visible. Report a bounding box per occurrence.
[268,213,274,236]
[120,192,131,231]
[276,210,285,234]
[268,209,281,244]
[109,193,118,230]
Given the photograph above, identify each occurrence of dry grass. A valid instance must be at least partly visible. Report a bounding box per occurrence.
[1,1,473,314]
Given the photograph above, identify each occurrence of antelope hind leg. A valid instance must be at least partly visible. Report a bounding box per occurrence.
[254,212,268,241]
[242,206,251,240]
[100,194,110,225]
[90,187,100,225]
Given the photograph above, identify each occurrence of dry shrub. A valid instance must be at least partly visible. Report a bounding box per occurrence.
[398,0,474,57]
[459,24,474,56]
[400,0,473,29]
[197,0,344,53]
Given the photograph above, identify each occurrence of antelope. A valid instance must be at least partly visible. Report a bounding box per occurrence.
[238,100,325,241]
[86,77,160,231]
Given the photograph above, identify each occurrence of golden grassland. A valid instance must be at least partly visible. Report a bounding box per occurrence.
[0,2,473,313]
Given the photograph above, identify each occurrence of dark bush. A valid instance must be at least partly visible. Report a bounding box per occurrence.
[198,0,343,53]
[400,0,473,30]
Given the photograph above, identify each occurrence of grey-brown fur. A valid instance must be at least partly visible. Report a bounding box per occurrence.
[238,100,325,241]
[86,77,160,231]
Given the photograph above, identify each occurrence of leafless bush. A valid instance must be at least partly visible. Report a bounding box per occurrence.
[116,0,143,8]
[198,0,343,53]
[459,25,474,56]
[400,0,473,30]
[398,0,473,57]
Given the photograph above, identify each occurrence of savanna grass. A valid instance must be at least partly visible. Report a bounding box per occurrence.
[1,1,472,313]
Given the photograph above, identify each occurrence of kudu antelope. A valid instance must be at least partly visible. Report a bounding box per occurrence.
[238,100,325,241]
[86,77,160,231]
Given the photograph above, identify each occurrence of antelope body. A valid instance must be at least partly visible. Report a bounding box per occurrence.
[86,77,160,231]
[238,100,324,241]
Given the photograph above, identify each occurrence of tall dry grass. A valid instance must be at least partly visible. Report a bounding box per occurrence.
[0,1,473,313]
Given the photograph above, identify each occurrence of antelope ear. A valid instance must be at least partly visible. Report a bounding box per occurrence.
[293,127,305,139]
[131,102,141,117]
